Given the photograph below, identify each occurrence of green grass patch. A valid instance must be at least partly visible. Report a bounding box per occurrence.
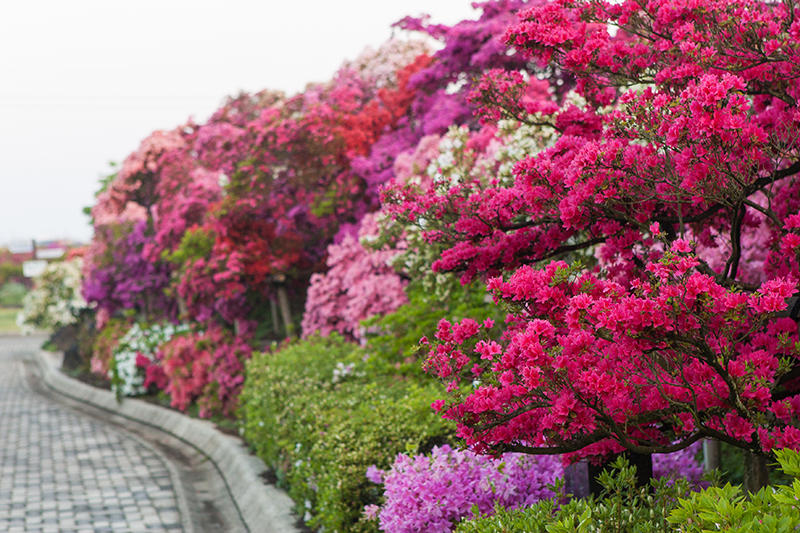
[0,307,21,334]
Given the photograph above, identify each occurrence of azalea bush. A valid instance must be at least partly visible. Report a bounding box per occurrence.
[380,0,800,487]
[156,325,252,417]
[365,445,562,533]
[19,258,87,334]
[301,213,408,343]
[365,440,703,533]
[91,317,131,377]
[108,322,189,399]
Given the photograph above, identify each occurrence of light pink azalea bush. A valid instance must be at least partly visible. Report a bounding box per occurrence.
[302,213,408,342]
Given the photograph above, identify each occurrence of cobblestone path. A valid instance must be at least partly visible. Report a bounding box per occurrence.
[0,337,189,533]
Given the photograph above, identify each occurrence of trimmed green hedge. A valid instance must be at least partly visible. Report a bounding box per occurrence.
[240,334,454,532]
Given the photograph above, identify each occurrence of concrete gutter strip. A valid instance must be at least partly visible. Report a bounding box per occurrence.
[34,350,300,533]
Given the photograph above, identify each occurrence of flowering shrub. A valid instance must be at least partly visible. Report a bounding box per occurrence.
[109,322,189,398]
[366,440,703,533]
[82,221,175,322]
[18,258,87,334]
[91,317,131,377]
[365,445,561,533]
[302,213,408,342]
[384,0,800,473]
[157,325,252,417]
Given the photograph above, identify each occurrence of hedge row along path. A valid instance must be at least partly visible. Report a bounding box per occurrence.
[0,335,245,533]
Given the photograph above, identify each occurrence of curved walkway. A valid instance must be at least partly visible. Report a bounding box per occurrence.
[0,336,189,532]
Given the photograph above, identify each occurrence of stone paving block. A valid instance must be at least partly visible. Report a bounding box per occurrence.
[19,335,301,533]
[0,338,192,532]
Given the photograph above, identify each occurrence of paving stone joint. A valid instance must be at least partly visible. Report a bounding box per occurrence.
[23,339,299,533]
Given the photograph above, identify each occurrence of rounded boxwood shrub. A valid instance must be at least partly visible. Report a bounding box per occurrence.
[239,334,454,532]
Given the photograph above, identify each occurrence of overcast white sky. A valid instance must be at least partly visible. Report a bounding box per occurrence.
[0,0,478,247]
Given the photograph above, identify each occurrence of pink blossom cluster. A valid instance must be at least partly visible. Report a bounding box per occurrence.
[302,213,408,342]
[376,0,800,461]
[156,325,252,417]
[425,243,800,459]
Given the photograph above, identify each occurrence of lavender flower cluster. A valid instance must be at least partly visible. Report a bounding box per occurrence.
[365,445,561,533]
[367,442,704,532]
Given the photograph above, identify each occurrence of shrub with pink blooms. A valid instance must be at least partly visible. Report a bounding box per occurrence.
[157,325,252,417]
[385,0,800,492]
[301,213,408,343]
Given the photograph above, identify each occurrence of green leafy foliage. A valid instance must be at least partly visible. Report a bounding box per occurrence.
[0,281,27,307]
[456,457,692,533]
[363,279,501,376]
[668,449,800,532]
[239,334,454,532]
[164,227,215,265]
[0,261,24,286]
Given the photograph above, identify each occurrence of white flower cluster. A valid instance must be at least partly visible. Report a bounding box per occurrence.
[427,125,471,188]
[111,322,189,397]
[18,258,87,334]
[331,361,356,384]
[343,37,431,89]
[494,117,559,185]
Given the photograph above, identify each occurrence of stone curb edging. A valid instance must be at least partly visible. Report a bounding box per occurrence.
[33,349,300,533]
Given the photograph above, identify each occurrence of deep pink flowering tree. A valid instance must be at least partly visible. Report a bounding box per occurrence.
[385,0,800,480]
